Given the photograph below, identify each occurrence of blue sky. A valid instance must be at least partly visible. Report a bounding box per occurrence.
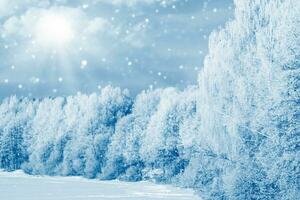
[0,0,233,98]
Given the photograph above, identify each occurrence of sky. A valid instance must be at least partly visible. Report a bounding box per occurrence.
[0,0,233,98]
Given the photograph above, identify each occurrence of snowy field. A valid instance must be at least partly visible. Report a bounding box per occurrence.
[0,171,201,200]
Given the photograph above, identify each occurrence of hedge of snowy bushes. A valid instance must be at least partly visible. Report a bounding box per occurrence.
[0,0,299,199]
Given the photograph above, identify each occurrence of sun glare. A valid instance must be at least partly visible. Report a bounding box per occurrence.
[35,14,74,48]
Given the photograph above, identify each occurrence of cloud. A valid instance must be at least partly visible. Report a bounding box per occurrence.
[0,0,177,17]
[85,18,111,35]
[122,21,151,48]
[0,0,17,18]
[1,6,113,47]
[93,0,177,7]
[0,3,153,63]
[0,0,51,19]
[0,0,233,98]
[2,17,21,36]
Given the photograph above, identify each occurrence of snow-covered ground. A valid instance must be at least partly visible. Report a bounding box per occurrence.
[0,171,201,200]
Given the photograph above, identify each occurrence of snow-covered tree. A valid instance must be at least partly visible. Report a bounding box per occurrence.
[193,0,300,198]
[0,97,37,171]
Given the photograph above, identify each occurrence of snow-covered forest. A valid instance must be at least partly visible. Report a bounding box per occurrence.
[0,0,299,199]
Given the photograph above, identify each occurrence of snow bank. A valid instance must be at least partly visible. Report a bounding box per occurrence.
[0,170,201,200]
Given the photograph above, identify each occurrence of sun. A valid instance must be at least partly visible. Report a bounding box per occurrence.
[35,14,74,48]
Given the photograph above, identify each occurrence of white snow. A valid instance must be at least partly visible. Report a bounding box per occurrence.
[0,171,202,200]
